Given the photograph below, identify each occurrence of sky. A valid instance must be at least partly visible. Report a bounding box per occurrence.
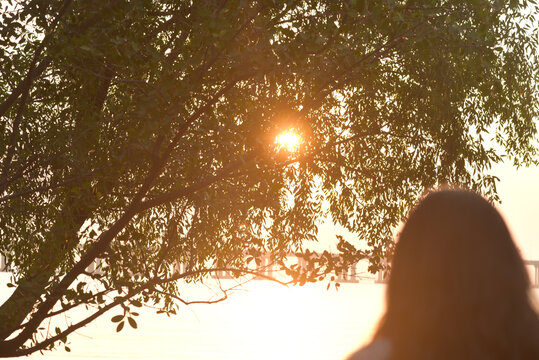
[493,160,539,260]
[312,158,539,264]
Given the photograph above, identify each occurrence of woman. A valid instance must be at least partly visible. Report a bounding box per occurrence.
[348,188,539,360]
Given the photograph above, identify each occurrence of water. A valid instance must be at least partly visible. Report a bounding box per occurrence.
[1,273,538,360]
[0,274,385,360]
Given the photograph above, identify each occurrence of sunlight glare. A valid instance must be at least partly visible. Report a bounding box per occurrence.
[230,281,325,359]
[275,130,302,152]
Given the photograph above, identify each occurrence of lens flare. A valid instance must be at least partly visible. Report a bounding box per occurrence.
[275,130,302,152]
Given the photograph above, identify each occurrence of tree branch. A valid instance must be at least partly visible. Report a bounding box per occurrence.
[0,0,73,118]
[137,153,255,213]
[0,91,29,191]
[12,289,111,333]
[0,170,99,204]
[5,266,289,356]
[152,288,228,306]
[5,289,138,357]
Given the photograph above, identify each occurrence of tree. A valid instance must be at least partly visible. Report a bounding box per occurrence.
[0,0,538,356]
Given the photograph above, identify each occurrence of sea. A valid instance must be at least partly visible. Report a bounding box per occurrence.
[1,272,538,360]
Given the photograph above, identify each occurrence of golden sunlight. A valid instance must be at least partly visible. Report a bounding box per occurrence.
[228,281,326,358]
[275,130,302,152]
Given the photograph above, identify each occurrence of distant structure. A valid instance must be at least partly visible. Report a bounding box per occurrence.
[84,257,104,275]
[0,254,104,276]
[0,254,11,273]
[375,258,390,284]
[1,253,538,287]
[525,260,539,288]
[211,252,360,283]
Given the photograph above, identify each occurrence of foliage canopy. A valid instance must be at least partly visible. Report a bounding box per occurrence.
[0,0,538,356]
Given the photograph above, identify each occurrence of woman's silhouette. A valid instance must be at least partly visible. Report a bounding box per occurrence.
[348,189,539,360]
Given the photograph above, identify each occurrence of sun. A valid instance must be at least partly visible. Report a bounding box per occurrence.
[275,130,302,152]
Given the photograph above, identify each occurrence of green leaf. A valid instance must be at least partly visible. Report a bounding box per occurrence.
[1,1,538,355]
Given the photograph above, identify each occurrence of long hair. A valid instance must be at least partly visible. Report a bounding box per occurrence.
[375,189,539,360]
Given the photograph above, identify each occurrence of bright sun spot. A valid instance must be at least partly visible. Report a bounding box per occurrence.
[275,130,302,152]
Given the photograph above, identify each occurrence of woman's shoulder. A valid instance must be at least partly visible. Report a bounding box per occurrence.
[346,338,391,360]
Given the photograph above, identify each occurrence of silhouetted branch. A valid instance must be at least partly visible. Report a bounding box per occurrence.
[0,0,73,118]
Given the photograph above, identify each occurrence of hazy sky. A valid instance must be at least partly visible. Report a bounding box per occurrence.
[493,161,539,259]
[313,159,539,262]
